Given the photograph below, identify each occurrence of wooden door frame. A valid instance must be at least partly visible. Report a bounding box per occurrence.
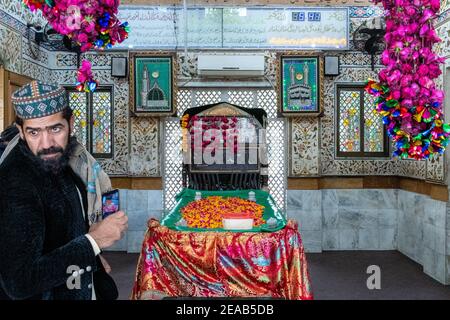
[0,67,32,129]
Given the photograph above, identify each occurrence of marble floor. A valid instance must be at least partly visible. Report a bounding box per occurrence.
[103,251,450,300]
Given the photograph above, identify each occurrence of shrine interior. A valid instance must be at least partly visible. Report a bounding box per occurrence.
[0,0,450,301]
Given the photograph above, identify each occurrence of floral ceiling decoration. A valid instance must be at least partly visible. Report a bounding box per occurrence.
[22,0,129,91]
[365,0,449,160]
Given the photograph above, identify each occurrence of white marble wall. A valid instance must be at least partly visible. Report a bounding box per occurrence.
[288,189,397,253]
[287,190,322,253]
[397,190,448,284]
[287,189,449,285]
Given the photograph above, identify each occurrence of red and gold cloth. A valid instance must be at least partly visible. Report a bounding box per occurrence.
[131,219,313,300]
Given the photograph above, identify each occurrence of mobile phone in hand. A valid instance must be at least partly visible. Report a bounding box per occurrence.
[102,189,120,219]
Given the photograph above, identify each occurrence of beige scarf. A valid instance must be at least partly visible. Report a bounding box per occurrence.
[0,135,112,225]
[69,142,112,224]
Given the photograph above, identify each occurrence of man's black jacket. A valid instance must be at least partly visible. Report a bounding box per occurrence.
[0,140,98,299]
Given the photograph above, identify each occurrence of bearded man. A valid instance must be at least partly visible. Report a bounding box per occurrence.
[0,80,128,300]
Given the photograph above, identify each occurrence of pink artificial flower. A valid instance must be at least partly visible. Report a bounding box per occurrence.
[84,21,96,33]
[381,51,391,65]
[419,77,433,89]
[430,0,441,11]
[384,32,392,43]
[419,47,432,58]
[417,65,429,77]
[423,53,436,64]
[417,98,427,106]
[394,25,407,37]
[77,33,88,43]
[401,99,413,107]
[399,47,411,61]
[391,41,404,52]
[404,6,417,17]
[410,82,420,94]
[385,60,398,72]
[400,74,413,88]
[407,23,419,35]
[400,63,413,73]
[428,64,442,78]
[419,87,431,98]
[77,72,87,83]
[385,20,396,32]
[81,59,92,70]
[77,59,94,84]
[431,89,444,103]
[419,9,435,24]
[419,24,429,37]
[379,70,388,83]
[55,1,68,11]
[401,87,415,99]
[392,90,401,100]
[103,0,117,7]
[426,29,441,44]
[404,36,414,44]
[387,70,402,85]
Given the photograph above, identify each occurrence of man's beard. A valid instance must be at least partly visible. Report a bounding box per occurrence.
[21,136,78,175]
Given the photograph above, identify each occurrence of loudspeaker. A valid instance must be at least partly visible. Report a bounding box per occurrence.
[111,57,127,78]
[324,56,340,76]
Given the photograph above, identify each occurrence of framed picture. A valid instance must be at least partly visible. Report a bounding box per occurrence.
[277,53,324,116]
[129,51,177,116]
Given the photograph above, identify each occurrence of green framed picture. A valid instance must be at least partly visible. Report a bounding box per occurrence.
[129,52,177,116]
[277,53,323,116]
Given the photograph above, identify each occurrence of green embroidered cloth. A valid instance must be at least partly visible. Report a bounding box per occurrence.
[161,188,287,232]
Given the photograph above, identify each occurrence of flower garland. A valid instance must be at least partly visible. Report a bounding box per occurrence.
[23,0,130,92]
[76,59,98,92]
[365,0,449,160]
[23,0,129,51]
[180,196,265,229]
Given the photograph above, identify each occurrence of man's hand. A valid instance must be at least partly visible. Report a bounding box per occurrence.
[88,211,128,249]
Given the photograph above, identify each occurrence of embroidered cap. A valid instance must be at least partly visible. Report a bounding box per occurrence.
[12,80,68,120]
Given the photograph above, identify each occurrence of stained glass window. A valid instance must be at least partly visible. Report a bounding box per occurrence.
[92,91,112,155]
[363,92,384,153]
[337,86,388,158]
[338,90,361,152]
[67,87,113,158]
[69,91,88,147]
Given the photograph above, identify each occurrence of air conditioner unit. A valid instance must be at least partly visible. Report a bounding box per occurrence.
[197,54,265,77]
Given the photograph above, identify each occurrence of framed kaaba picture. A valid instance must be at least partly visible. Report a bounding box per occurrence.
[129,52,177,116]
[277,53,324,117]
